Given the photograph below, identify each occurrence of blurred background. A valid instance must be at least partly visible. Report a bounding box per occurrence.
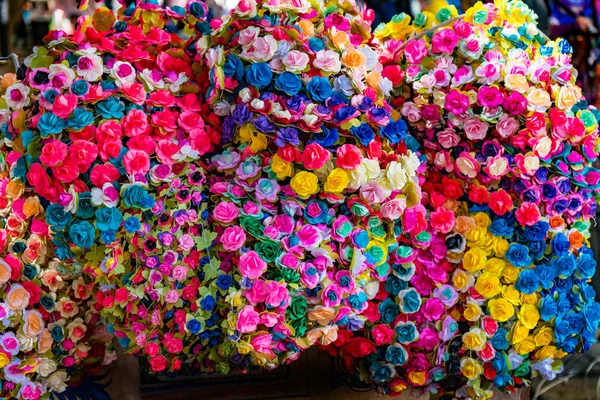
[2,0,600,398]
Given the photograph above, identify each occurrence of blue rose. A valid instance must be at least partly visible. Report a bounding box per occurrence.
[216,274,233,290]
[100,80,118,91]
[555,277,573,293]
[67,108,94,131]
[558,39,573,54]
[51,326,64,342]
[45,204,73,231]
[189,1,206,18]
[554,317,572,342]
[333,105,358,124]
[398,288,421,314]
[123,185,150,209]
[522,188,539,203]
[68,221,96,249]
[541,183,557,200]
[491,328,509,351]
[246,62,273,89]
[378,298,400,324]
[515,269,540,294]
[275,72,302,96]
[201,295,216,311]
[534,265,555,289]
[187,319,202,335]
[524,221,549,241]
[347,292,367,311]
[38,113,67,137]
[551,232,570,255]
[554,254,576,277]
[505,243,532,267]
[385,344,408,365]
[223,54,244,81]
[100,229,117,245]
[582,302,600,332]
[492,352,508,373]
[308,37,325,52]
[43,89,59,103]
[95,207,123,232]
[71,80,89,96]
[566,312,584,334]
[385,275,407,296]
[52,239,73,260]
[76,192,95,219]
[552,199,568,214]
[395,322,418,343]
[312,126,338,147]
[124,216,141,233]
[97,97,125,119]
[559,337,578,353]
[370,363,394,383]
[381,119,408,145]
[528,240,545,261]
[489,218,514,239]
[306,76,332,102]
[577,249,597,279]
[350,123,375,147]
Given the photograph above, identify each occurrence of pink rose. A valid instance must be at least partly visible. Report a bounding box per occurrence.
[404,39,428,64]
[239,251,267,279]
[123,108,149,137]
[265,281,288,307]
[515,202,541,226]
[246,280,268,304]
[437,129,460,149]
[164,290,179,304]
[496,115,520,138]
[123,149,150,176]
[371,325,394,346]
[359,181,387,204]
[380,197,407,220]
[283,50,309,73]
[431,29,459,54]
[236,305,260,333]
[422,298,445,320]
[456,152,480,178]
[178,234,195,252]
[464,118,489,141]
[302,143,330,170]
[40,140,68,167]
[213,201,240,224]
[52,94,78,118]
[172,266,188,281]
[444,89,469,115]
[221,225,247,251]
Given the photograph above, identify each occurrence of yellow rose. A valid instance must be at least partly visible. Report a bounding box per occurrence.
[534,326,554,347]
[511,321,529,344]
[250,133,268,153]
[494,237,509,257]
[517,304,540,329]
[324,168,349,193]
[366,71,381,90]
[6,285,30,310]
[502,265,520,283]
[501,285,521,306]
[527,88,552,111]
[556,84,582,111]
[482,234,496,256]
[515,335,536,355]
[460,357,483,380]
[24,310,44,337]
[521,293,539,305]
[475,274,501,299]
[452,269,474,293]
[535,345,557,361]
[237,341,253,355]
[237,123,254,144]
[485,258,506,276]
[408,370,427,386]
[473,212,492,228]
[0,352,9,368]
[465,227,488,248]
[505,74,530,92]
[390,380,407,394]
[463,328,485,351]
[290,171,319,197]
[23,197,42,218]
[462,247,487,274]
[271,154,294,180]
[488,298,515,322]
[464,300,483,322]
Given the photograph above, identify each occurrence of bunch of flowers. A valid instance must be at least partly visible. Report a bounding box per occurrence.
[195,0,429,374]
[324,0,600,398]
[0,75,115,398]
[0,0,221,391]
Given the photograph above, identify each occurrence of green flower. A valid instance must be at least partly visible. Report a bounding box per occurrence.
[240,217,264,238]
[288,295,307,321]
[414,13,428,27]
[436,8,452,22]
[255,240,282,263]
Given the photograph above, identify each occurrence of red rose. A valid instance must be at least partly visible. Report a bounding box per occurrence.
[483,363,497,380]
[333,329,354,347]
[441,177,463,199]
[489,189,514,216]
[277,145,301,163]
[526,112,547,133]
[145,342,160,357]
[468,185,489,204]
[90,164,121,188]
[114,288,129,304]
[301,143,330,170]
[21,281,41,305]
[362,301,381,323]
[343,337,376,358]
[150,355,168,372]
[26,163,51,190]
[371,325,394,346]
[382,65,404,85]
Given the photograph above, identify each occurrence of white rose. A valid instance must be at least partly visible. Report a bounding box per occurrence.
[17,332,35,352]
[347,163,367,190]
[45,371,68,393]
[386,161,408,190]
[38,358,58,378]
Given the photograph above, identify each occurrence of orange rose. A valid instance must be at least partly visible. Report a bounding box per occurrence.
[569,230,584,249]
[5,180,24,199]
[549,216,565,230]
[341,49,367,69]
[38,329,54,354]
[298,20,315,37]
[331,29,349,50]
[454,216,476,234]
[23,198,42,218]
[308,306,336,326]
[6,284,30,310]
[0,259,11,285]
[24,310,44,337]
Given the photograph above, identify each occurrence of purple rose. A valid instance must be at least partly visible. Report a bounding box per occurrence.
[275,127,300,147]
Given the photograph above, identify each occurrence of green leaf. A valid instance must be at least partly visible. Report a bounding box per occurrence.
[85,244,106,266]
[196,229,217,251]
[30,47,54,69]
[203,257,221,283]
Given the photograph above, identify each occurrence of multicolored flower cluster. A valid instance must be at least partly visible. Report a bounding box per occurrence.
[324,0,600,398]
